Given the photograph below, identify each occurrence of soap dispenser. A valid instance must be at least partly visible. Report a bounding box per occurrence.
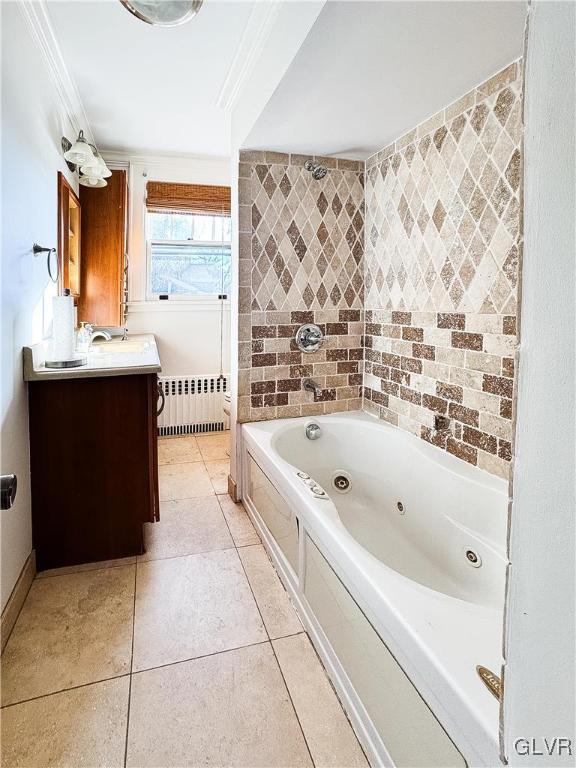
[76,322,93,354]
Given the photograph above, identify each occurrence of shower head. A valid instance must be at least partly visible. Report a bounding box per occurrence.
[304,160,328,180]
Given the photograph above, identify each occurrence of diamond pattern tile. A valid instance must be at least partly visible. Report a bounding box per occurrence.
[365,69,522,315]
[251,163,364,311]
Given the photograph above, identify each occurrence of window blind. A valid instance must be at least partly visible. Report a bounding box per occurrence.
[146,181,231,216]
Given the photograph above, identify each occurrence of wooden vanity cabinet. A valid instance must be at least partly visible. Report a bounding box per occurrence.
[78,169,128,327]
[29,373,160,571]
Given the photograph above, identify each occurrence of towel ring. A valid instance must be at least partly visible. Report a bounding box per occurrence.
[33,244,59,283]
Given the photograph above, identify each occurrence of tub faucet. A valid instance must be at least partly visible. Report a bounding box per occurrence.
[305,422,322,440]
[303,378,322,398]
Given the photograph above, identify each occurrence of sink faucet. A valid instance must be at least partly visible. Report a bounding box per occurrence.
[89,328,112,346]
[303,378,322,398]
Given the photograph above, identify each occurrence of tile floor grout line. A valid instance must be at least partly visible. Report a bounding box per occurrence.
[233,535,317,768]
[201,450,227,497]
[137,545,237,566]
[0,672,132,710]
[40,522,237,579]
[160,494,221,503]
[206,451,228,495]
[131,638,272,678]
[267,629,307,642]
[268,639,317,768]
[36,561,136,579]
[160,458,228,470]
[234,546,271,645]
[214,493,260,549]
[123,556,138,768]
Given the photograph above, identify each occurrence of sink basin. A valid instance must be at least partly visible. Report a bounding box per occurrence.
[90,340,148,355]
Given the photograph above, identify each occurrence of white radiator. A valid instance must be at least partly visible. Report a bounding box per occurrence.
[157,374,229,436]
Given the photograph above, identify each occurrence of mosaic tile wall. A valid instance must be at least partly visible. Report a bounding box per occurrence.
[363,62,523,478]
[237,151,365,422]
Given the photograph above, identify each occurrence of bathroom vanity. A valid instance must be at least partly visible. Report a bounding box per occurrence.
[24,335,161,571]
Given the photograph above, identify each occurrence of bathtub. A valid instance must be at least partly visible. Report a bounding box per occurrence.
[241,411,508,768]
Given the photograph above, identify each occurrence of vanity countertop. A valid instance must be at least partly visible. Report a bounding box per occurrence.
[23,334,161,382]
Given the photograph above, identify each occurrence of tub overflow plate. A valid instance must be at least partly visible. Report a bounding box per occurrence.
[464,547,482,568]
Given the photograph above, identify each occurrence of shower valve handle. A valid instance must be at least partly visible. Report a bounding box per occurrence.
[295,323,324,353]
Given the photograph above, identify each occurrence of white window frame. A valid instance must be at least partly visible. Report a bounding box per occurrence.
[145,238,232,302]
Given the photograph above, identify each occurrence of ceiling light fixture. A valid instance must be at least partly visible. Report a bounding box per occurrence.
[119,0,203,26]
[61,130,111,189]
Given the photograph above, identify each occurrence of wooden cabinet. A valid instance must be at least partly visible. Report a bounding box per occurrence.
[29,373,160,571]
[78,169,128,327]
[57,173,81,299]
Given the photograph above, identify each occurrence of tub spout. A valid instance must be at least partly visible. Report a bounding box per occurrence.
[303,378,322,398]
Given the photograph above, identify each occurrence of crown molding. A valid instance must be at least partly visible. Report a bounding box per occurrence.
[17,0,94,144]
[216,1,283,112]
[101,149,230,167]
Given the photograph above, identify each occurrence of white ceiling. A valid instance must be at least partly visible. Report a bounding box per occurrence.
[46,0,258,156]
[246,1,527,159]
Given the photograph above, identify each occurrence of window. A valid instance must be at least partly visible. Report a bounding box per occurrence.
[147,212,231,297]
[148,239,231,297]
[147,211,231,242]
[145,183,231,300]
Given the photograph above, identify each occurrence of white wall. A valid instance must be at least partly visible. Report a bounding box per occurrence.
[126,302,230,378]
[1,3,79,609]
[503,1,575,764]
[103,152,232,377]
[230,1,325,148]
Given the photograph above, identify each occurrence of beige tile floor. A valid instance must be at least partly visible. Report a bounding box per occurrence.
[1,431,368,768]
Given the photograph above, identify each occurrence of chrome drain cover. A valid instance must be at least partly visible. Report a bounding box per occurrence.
[332,470,352,493]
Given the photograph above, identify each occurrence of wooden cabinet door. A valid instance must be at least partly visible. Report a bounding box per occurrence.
[78,170,127,326]
[147,374,161,523]
[29,374,154,570]
[57,173,81,299]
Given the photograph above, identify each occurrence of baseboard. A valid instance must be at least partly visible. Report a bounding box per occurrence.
[1,550,36,653]
[227,473,239,502]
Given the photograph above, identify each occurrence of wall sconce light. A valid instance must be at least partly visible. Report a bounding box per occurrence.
[61,130,111,188]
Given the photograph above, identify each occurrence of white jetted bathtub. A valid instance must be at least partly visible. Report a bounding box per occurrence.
[241,411,508,768]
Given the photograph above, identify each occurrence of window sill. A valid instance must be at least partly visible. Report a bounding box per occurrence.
[127,300,231,313]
